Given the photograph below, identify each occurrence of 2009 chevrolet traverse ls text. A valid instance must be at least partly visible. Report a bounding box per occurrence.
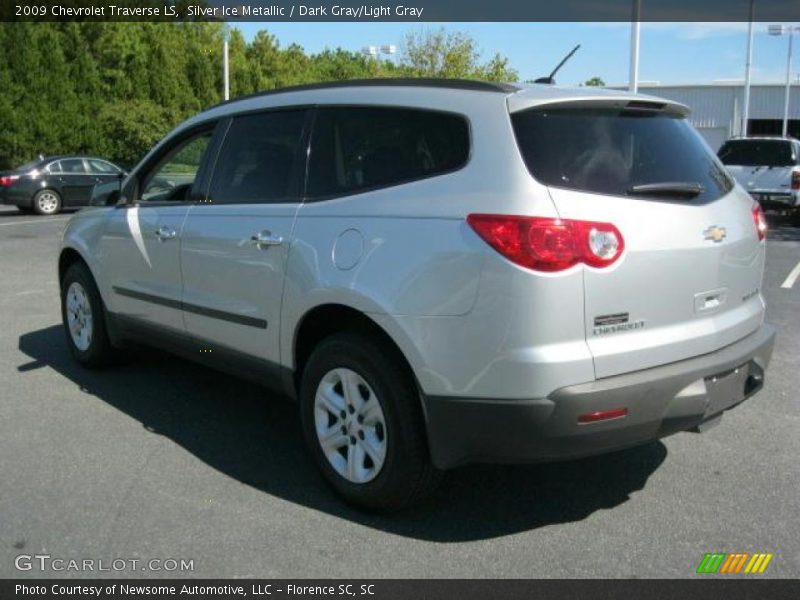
[58,79,775,510]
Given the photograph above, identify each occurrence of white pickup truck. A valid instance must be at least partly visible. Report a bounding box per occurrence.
[718,136,800,212]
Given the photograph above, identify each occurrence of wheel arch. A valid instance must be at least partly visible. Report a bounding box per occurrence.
[292,304,422,398]
[59,244,123,347]
[58,246,91,285]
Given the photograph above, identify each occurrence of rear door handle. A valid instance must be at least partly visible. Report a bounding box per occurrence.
[249,230,283,249]
[155,226,177,241]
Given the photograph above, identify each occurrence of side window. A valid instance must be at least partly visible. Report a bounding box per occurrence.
[88,159,118,174]
[208,110,307,204]
[60,159,86,174]
[140,132,213,202]
[46,161,62,174]
[307,107,470,199]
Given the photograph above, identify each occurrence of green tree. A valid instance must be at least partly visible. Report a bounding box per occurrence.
[401,28,518,81]
[0,23,518,169]
[585,76,605,87]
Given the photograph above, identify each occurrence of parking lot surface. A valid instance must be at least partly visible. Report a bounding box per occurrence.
[0,206,798,578]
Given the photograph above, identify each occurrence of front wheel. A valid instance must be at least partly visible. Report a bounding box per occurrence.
[300,333,441,510]
[60,262,116,367]
[32,189,61,215]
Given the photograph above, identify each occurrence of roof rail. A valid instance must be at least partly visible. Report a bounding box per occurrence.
[206,78,520,110]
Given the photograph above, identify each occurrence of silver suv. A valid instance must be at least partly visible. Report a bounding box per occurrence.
[59,79,775,510]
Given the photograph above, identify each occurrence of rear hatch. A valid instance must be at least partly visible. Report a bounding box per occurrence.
[510,97,766,378]
[718,138,798,196]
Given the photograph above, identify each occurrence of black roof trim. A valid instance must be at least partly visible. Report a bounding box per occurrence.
[206,78,520,111]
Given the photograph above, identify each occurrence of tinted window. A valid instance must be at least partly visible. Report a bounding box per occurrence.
[307,107,469,199]
[88,159,119,174]
[511,107,733,202]
[208,110,307,204]
[718,139,796,167]
[141,132,212,202]
[46,161,62,173]
[60,159,86,174]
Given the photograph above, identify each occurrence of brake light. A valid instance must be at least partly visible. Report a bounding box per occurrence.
[0,175,19,187]
[467,214,624,272]
[751,202,767,242]
[791,170,800,190]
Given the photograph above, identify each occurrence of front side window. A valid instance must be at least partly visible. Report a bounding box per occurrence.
[140,132,213,202]
[512,106,733,202]
[88,159,119,174]
[306,107,470,199]
[46,161,62,174]
[208,110,307,204]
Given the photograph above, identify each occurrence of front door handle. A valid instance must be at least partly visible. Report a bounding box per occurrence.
[249,230,283,249]
[155,226,177,241]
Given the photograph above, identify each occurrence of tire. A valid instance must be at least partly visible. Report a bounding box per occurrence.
[32,189,61,215]
[60,262,116,368]
[300,332,441,511]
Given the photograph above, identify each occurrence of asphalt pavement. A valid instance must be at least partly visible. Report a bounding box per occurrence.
[0,206,798,579]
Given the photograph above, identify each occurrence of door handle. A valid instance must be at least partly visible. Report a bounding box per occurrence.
[249,230,283,249]
[155,226,177,241]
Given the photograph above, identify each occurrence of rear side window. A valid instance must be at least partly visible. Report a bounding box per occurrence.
[209,110,307,204]
[306,107,469,199]
[718,139,797,167]
[60,159,86,174]
[511,107,733,202]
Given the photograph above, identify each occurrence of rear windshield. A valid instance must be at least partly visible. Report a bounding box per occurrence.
[717,139,797,167]
[511,107,733,202]
[16,158,44,172]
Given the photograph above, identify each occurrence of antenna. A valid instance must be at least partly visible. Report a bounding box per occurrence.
[534,44,581,85]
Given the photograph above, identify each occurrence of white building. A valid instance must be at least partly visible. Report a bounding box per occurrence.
[611,82,800,151]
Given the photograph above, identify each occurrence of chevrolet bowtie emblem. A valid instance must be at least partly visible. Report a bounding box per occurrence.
[703,225,727,243]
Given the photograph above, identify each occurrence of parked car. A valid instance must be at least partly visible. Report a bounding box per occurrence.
[58,79,775,510]
[718,136,800,212]
[0,155,125,215]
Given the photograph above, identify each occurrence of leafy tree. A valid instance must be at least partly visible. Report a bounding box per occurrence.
[401,28,518,82]
[0,23,517,169]
[585,76,605,87]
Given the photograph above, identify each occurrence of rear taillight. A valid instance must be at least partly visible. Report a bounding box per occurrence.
[466,214,624,272]
[751,202,767,242]
[791,170,800,190]
[0,175,19,187]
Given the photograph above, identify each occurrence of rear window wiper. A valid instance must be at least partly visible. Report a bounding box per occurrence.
[627,182,704,198]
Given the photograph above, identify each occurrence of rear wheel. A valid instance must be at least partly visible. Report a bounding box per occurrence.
[60,262,116,367]
[32,189,61,215]
[300,333,440,510]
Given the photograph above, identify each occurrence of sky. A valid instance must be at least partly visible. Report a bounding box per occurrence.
[234,22,800,86]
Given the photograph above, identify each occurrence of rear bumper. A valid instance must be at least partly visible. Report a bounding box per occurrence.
[423,324,775,469]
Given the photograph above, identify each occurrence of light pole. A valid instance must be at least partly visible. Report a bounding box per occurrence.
[768,24,798,138]
[741,0,755,137]
[629,0,641,93]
